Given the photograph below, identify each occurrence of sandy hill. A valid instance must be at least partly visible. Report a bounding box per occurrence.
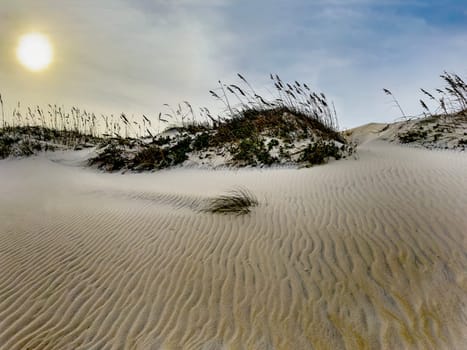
[346,111,467,150]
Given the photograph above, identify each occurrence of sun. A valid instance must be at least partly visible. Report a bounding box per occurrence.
[16,33,53,72]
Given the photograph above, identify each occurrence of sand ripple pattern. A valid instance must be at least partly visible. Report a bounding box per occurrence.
[0,141,466,349]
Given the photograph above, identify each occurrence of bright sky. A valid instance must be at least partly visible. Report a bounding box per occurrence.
[1,0,466,129]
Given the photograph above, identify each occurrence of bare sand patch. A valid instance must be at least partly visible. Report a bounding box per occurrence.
[0,140,466,349]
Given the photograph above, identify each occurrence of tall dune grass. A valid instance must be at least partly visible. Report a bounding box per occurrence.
[207,73,340,132]
[384,71,467,119]
[1,74,351,165]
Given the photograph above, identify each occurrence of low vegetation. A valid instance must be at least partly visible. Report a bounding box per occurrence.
[89,74,353,171]
[0,125,102,159]
[204,187,258,215]
[383,72,467,150]
[1,74,355,168]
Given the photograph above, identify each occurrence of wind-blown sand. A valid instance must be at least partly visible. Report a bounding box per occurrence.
[0,138,466,349]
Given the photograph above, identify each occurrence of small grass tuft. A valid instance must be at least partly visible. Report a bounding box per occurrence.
[205,187,258,215]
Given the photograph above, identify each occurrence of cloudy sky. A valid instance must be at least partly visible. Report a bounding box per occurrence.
[1,0,466,129]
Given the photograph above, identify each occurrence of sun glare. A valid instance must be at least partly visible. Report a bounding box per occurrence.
[16,33,53,72]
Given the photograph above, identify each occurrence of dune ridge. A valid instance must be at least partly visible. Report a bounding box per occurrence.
[0,140,466,349]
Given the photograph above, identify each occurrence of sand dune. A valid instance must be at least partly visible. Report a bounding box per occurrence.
[0,139,466,349]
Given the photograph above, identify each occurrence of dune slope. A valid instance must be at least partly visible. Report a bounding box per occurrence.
[0,140,466,349]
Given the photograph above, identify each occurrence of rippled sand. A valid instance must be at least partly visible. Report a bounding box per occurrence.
[0,140,466,349]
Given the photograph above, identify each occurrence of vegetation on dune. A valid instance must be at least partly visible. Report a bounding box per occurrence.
[204,187,258,215]
[89,74,353,171]
[2,71,465,165]
[384,72,467,121]
[0,96,118,159]
[87,142,127,171]
[1,74,353,167]
[383,72,467,149]
[396,112,467,150]
[299,139,344,165]
[209,73,340,137]
[417,72,467,117]
[0,125,102,159]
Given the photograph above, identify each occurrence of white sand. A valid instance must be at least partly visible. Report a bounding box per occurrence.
[0,138,466,349]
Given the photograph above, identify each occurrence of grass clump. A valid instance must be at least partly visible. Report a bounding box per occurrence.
[211,73,340,134]
[418,72,466,117]
[205,187,258,215]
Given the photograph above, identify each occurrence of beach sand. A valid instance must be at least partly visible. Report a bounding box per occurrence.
[1,138,466,349]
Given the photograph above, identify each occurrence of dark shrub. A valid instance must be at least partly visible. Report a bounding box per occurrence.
[193,132,210,150]
[132,145,167,170]
[232,138,259,164]
[267,138,279,150]
[169,137,192,165]
[299,140,341,165]
[88,144,126,171]
[153,136,171,146]
[399,129,428,143]
[230,137,277,166]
